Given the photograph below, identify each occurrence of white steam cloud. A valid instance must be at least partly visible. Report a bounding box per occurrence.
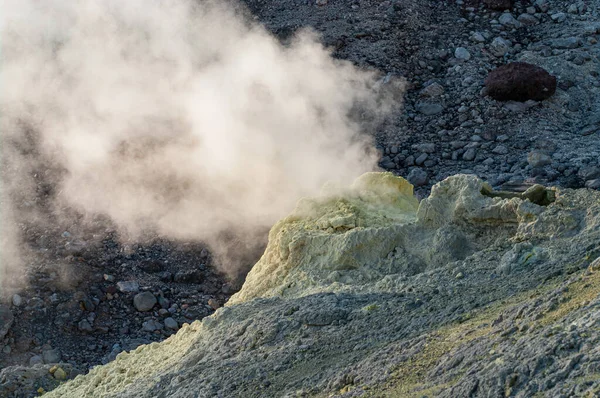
[1,0,403,280]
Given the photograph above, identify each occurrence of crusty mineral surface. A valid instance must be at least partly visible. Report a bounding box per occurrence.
[44,173,600,397]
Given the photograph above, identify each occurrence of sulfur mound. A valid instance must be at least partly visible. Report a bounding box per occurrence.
[229,173,554,304]
[228,172,420,304]
[43,173,600,398]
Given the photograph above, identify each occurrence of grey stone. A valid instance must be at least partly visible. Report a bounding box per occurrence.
[134,292,157,312]
[527,152,552,168]
[550,12,567,23]
[504,100,538,113]
[29,355,43,366]
[420,82,444,97]
[455,47,471,61]
[578,166,600,181]
[117,281,140,293]
[142,320,164,332]
[585,179,600,189]
[489,37,511,57]
[78,319,93,332]
[415,153,428,166]
[407,168,428,186]
[517,13,538,26]
[549,37,582,49]
[12,294,22,307]
[164,317,179,330]
[42,349,62,364]
[499,13,522,28]
[415,143,436,153]
[416,102,444,115]
[580,125,599,136]
[534,0,549,12]
[492,145,509,155]
[471,32,486,43]
[463,148,477,161]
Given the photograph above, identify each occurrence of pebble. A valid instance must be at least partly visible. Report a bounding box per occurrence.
[142,320,164,332]
[578,166,600,181]
[12,294,22,307]
[420,82,445,97]
[164,317,179,330]
[463,148,477,161]
[585,179,600,189]
[550,37,582,49]
[499,13,521,28]
[415,143,436,153]
[550,12,567,23]
[471,32,485,43]
[29,355,43,366]
[78,319,93,332]
[489,37,511,58]
[517,14,538,26]
[407,168,428,187]
[42,348,62,364]
[534,0,549,12]
[416,102,444,115]
[117,281,140,293]
[455,47,471,61]
[415,153,428,166]
[504,100,538,113]
[492,145,509,155]
[133,292,157,312]
[527,152,552,168]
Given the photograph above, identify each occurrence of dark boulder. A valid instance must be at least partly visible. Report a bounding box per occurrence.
[484,62,556,102]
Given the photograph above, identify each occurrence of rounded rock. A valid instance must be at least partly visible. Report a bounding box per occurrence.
[164,317,179,330]
[133,292,157,312]
[484,62,556,102]
[455,47,471,61]
[407,168,428,187]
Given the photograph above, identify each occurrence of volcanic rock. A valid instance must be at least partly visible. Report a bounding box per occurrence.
[484,62,556,101]
[484,0,513,10]
[133,292,157,312]
[41,173,600,398]
[0,306,14,340]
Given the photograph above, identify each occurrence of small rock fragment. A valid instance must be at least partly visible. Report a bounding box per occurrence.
[164,317,179,330]
[407,168,428,187]
[527,152,552,168]
[117,281,140,293]
[12,294,22,307]
[455,47,471,61]
[416,102,444,115]
[43,348,62,364]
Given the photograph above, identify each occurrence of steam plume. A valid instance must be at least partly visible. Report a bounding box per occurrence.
[0,0,403,281]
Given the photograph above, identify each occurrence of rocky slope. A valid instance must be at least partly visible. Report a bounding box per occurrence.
[37,172,600,397]
[2,0,599,396]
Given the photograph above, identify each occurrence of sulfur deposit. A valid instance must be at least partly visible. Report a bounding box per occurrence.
[40,173,600,397]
